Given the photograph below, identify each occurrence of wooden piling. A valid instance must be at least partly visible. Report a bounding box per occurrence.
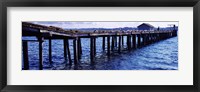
[111,36,115,51]
[78,38,82,59]
[107,36,110,56]
[73,38,78,66]
[118,35,121,53]
[90,37,94,64]
[78,38,82,54]
[38,37,44,70]
[132,34,136,49]
[66,38,72,65]
[64,39,67,62]
[137,34,141,48]
[102,37,105,50]
[127,35,131,51]
[122,36,124,47]
[23,41,29,70]
[94,37,96,55]
[49,39,52,65]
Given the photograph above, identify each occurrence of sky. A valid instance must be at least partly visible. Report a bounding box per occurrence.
[31,21,178,29]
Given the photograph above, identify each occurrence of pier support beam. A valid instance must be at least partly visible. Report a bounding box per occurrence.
[77,38,82,59]
[118,35,121,53]
[66,39,72,65]
[107,36,110,56]
[38,37,44,70]
[23,41,29,70]
[73,38,78,66]
[111,36,115,51]
[102,37,105,51]
[90,37,95,64]
[132,34,136,49]
[49,39,52,65]
[94,37,96,55]
[122,36,124,47]
[127,35,131,51]
[64,39,67,62]
[137,34,141,48]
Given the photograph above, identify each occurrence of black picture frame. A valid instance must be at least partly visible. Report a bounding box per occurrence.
[0,0,199,92]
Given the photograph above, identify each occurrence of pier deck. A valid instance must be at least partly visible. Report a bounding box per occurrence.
[22,22,177,70]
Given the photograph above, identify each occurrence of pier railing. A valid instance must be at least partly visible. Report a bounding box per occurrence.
[22,22,178,70]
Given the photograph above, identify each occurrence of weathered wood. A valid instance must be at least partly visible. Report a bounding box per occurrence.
[107,36,110,56]
[102,37,105,50]
[137,34,141,48]
[94,37,96,55]
[38,37,44,70]
[64,39,67,62]
[78,38,82,54]
[77,38,82,59]
[111,36,115,51]
[66,39,72,65]
[90,37,94,64]
[73,38,78,66]
[127,35,131,51]
[23,41,29,70]
[122,36,124,47]
[118,36,121,53]
[132,34,136,49]
[49,39,52,65]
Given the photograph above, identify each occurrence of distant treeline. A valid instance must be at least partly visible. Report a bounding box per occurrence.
[65,26,178,31]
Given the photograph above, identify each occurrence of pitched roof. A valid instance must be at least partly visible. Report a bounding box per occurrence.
[137,23,155,28]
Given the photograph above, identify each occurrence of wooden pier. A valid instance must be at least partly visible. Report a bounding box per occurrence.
[22,22,177,70]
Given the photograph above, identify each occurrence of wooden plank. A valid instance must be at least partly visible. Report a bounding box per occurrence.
[23,41,29,70]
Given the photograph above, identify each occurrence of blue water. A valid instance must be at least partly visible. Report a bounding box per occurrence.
[22,36,178,70]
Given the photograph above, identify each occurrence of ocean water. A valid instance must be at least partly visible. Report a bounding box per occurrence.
[22,36,178,70]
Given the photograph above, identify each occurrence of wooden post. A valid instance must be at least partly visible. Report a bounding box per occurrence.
[142,34,146,46]
[78,38,82,54]
[90,37,94,64]
[66,39,72,65]
[137,34,141,48]
[111,36,115,51]
[102,37,105,51]
[118,35,121,53]
[94,37,96,55]
[132,34,136,49]
[49,39,52,65]
[77,38,82,59]
[107,36,110,56]
[127,35,131,51]
[23,41,29,70]
[38,37,44,70]
[73,38,78,66]
[64,39,67,62]
[122,36,124,47]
